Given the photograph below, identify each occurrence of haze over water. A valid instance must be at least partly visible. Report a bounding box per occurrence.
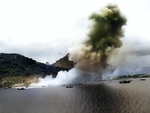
[1,78,150,113]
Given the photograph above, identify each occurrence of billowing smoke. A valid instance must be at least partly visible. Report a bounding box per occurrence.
[69,4,127,75]
[30,4,128,87]
[30,68,93,87]
[105,43,150,78]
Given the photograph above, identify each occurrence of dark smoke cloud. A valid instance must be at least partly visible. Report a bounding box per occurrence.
[69,4,127,74]
[86,4,126,52]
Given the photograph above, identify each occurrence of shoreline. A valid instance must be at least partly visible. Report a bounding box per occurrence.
[1,77,149,89]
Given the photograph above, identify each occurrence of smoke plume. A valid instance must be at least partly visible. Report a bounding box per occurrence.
[30,4,128,87]
[69,4,127,75]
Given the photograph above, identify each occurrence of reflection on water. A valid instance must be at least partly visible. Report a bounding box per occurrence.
[1,78,150,113]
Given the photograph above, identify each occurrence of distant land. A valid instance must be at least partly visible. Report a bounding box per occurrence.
[0,53,74,87]
[114,74,150,80]
[52,53,74,71]
[0,53,149,88]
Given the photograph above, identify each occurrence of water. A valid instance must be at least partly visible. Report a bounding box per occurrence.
[0,78,150,113]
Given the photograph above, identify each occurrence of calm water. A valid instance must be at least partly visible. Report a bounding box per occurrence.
[1,78,150,113]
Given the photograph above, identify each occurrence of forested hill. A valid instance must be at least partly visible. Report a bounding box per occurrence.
[0,53,61,78]
[0,53,75,87]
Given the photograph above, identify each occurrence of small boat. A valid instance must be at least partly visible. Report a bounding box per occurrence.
[78,83,83,85]
[119,80,131,84]
[17,87,25,90]
[66,85,73,88]
[140,79,146,81]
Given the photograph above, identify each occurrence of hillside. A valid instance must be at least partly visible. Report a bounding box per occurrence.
[52,54,74,71]
[0,53,65,87]
[0,53,62,77]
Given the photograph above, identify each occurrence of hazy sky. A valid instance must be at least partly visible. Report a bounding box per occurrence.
[0,0,150,64]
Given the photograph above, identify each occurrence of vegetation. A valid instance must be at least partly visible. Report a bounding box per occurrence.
[0,53,65,87]
[0,75,40,87]
[114,74,150,79]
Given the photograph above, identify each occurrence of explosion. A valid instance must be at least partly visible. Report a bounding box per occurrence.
[69,4,127,75]
[31,4,127,87]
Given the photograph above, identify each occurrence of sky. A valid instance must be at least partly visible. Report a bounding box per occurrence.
[0,0,150,65]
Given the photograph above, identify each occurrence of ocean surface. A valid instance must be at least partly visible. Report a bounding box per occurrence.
[1,78,150,113]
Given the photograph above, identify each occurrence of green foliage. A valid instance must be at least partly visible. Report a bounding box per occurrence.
[0,53,61,87]
[0,76,26,87]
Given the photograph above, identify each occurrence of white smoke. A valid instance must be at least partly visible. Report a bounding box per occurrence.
[30,68,97,87]
[102,38,150,78]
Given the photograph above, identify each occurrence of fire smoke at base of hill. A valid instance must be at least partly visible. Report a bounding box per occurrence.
[30,68,93,87]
